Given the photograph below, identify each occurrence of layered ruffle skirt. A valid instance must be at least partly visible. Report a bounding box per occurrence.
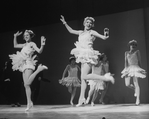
[88,80,105,91]
[59,77,81,87]
[121,65,146,78]
[70,41,100,64]
[9,51,37,72]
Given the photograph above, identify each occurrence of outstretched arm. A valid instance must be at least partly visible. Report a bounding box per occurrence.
[13,31,25,48]
[91,30,109,40]
[60,15,82,35]
[32,36,46,54]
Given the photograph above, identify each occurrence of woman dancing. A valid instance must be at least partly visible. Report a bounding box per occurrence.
[9,30,48,111]
[121,40,146,105]
[86,54,106,106]
[60,15,114,106]
[59,56,81,105]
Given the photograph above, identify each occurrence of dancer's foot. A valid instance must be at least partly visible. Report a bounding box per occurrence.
[70,101,74,106]
[86,97,90,104]
[104,73,115,84]
[91,102,95,106]
[25,102,33,111]
[135,99,140,106]
[99,100,105,105]
[76,98,86,107]
[37,64,48,71]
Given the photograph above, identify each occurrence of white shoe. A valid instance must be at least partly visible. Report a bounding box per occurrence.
[104,73,115,84]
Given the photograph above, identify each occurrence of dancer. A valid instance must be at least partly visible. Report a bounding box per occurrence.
[99,54,110,104]
[60,15,114,106]
[9,30,48,111]
[86,53,112,106]
[59,56,81,105]
[121,40,146,105]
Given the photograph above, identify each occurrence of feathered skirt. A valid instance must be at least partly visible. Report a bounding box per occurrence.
[121,65,146,78]
[59,77,81,87]
[70,41,100,64]
[88,80,105,91]
[9,51,37,72]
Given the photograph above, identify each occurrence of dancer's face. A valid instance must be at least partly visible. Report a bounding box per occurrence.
[70,59,75,65]
[130,43,137,50]
[24,32,31,42]
[103,55,107,61]
[84,19,93,30]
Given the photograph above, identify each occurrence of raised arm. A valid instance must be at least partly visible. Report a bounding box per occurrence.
[32,36,46,54]
[13,31,25,48]
[91,30,109,40]
[60,15,82,35]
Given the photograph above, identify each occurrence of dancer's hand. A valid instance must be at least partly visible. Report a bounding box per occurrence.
[14,31,22,37]
[60,15,66,24]
[41,36,46,46]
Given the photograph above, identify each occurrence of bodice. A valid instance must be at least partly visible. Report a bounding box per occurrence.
[21,42,35,57]
[68,66,78,77]
[77,31,95,49]
[127,51,138,65]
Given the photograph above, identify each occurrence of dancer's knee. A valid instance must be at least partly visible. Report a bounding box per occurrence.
[24,83,30,88]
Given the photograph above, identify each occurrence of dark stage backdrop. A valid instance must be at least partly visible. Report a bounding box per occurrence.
[0,8,149,105]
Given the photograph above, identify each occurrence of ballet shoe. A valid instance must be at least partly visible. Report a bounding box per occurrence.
[104,73,115,84]
[86,97,90,104]
[38,64,48,71]
[91,102,95,106]
[135,100,140,106]
[76,98,86,107]
[70,101,74,106]
[25,102,33,111]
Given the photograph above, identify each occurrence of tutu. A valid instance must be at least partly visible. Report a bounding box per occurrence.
[59,77,81,87]
[88,80,105,90]
[70,30,100,64]
[71,41,100,64]
[121,65,146,78]
[9,42,37,72]
[9,51,37,72]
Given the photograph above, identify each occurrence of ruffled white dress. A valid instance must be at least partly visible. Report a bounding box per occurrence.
[59,66,81,87]
[88,64,106,91]
[121,50,146,78]
[70,30,100,65]
[9,42,37,72]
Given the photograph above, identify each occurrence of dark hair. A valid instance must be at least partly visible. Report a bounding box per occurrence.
[69,56,76,63]
[128,40,137,47]
[99,53,106,61]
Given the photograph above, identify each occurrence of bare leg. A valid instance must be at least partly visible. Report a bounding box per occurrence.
[91,90,98,106]
[133,77,140,105]
[99,82,109,104]
[85,73,115,84]
[23,65,48,111]
[76,63,91,106]
[125,76,136,96]
[70,87,77,105]
[23,70,33,111]
[86,85,95,104]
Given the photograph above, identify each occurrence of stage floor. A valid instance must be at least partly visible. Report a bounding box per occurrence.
[0,104,149,119]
